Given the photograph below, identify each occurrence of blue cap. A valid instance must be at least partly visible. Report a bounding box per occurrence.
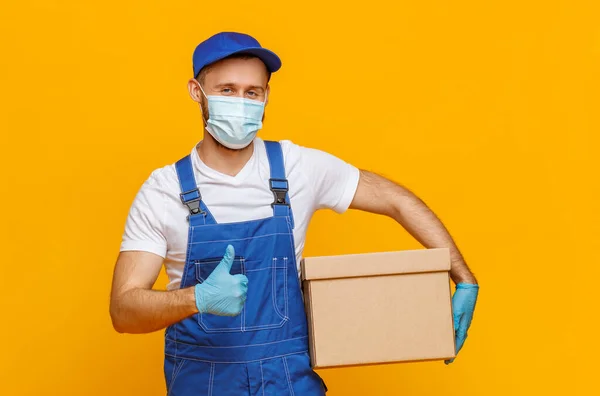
[192,32,282,78]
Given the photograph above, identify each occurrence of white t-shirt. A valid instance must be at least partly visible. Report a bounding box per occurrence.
[119,137,360,290]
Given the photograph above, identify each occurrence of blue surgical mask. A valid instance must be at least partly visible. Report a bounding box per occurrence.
[198,84,267,149]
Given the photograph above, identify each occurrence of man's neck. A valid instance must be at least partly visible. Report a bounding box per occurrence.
[197,134,254,177]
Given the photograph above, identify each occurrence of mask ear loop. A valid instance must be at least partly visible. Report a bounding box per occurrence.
[197,83,209,100]
[197,83,210,126]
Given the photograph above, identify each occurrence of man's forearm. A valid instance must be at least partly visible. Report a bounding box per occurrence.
[388,185,477,284]
[110,286,198,334]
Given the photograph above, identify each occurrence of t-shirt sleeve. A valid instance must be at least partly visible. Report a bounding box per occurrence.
[296,143,360,213]
[119,170,168,258]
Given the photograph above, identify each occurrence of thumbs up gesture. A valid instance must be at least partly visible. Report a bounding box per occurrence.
[194,245,249,316]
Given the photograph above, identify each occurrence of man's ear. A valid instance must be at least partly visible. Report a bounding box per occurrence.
[187,78,203,103]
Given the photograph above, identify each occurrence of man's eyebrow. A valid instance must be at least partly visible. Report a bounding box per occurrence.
[213,82,265,91]
[247,85,265,91]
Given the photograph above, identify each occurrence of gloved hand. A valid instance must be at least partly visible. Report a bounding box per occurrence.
[194,245,248,316]
[445,283,479,364]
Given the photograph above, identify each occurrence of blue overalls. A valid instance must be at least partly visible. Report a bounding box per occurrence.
[164,141,327,395]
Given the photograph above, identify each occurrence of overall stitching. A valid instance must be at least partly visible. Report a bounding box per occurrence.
[164,350,308,365]
[282,356,296,396]
[199,316,244,333]
[283,218,301,300]
[284,218,295,258]
[241,257,246,332]
[180,226,194,290]
[167,358,186,396]
[208,363,215,396]
[241,257,246,274]
[195,257,246,282]
[245,265,287,272]
[283,257,289,319]
[169,357,178,394]
[244,321,286,331]
[189,215,285,230]
[199,315,287,332]
[173,218,197,361]
[190,232,290,245]
[271,258,286,320]
[166,335,308,348]
[259,361,266,396]
[196,259,285,272]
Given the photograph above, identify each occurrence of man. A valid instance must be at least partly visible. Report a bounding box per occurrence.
[109,32,479,395]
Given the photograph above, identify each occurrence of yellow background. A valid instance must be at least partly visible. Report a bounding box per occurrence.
[1,1,598,395]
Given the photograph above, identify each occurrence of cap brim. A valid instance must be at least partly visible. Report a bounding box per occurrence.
[227,47,282,73]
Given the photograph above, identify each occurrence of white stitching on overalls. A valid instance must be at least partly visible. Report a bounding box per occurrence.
[283,219,299,321]
[208,363,215,396]
[283,217,297,280]
[241,257,246,332]
[271,258,286,321]
[169,357,178,393]
[282,356,295,396]
[181,225,194,288]
[245,267,272,272]
[167,335,307,348]
[167,358,186,396]
[164,350,308,364]
[260,360,266,396]
[190,232,289,245]
[283,257,289,319]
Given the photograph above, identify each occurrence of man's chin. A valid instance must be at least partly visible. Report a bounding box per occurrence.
[216,139,239,152]
[205,131,253,152]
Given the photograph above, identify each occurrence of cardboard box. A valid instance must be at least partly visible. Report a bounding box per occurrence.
[301,248,456,368]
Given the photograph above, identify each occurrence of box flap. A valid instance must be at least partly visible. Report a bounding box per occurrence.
[301,248,450,280]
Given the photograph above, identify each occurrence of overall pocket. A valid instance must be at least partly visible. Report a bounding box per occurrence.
[194,256,290,332]
[194,256,245,333]
[243,256,289,331]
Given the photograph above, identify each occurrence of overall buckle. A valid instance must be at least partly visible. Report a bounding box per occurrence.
[180,188,205,220]
[269,178,289,207]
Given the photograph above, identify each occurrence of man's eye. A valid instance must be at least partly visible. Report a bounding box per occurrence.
[247,91,257,97]
[222,88,233,93]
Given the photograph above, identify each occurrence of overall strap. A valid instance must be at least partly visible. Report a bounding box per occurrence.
[174,154,216,225]
[264,140,295,229]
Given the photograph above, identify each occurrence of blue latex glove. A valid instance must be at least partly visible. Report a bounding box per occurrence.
[445,283,479,364]
[194,245,248,316]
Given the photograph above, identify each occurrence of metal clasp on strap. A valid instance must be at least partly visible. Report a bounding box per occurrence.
[179,188,205,221]
[269,178,289,207]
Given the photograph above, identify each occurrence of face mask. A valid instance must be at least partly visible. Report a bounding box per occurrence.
[198,84,267,149]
